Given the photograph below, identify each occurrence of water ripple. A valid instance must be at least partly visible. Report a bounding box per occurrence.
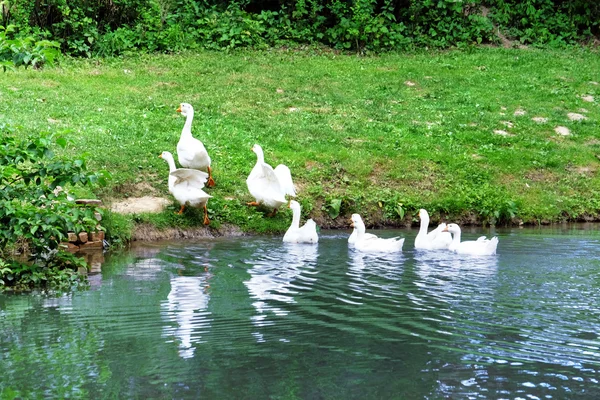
[1,227,600,399]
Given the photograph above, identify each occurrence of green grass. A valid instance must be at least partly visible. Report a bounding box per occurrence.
[1,47,599,234]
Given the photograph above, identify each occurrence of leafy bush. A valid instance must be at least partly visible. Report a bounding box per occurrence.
[0,129,110,290]
[0,25,60,70]
[490,0,600,46]
[3,1,600,55]
[407,0,494,48]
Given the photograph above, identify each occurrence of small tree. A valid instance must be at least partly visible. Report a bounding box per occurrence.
[0,129,109,290]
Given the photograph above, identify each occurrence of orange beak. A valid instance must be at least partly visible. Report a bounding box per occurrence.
[176,106,182,113]
[158,154,163,158]
[287,200,291,208]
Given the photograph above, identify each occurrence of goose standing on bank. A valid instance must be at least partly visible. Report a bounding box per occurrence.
[160,151,212,225]
[283,200,319,244]
[414,208,452,250]
[349,214,404,253]
[246,144,296,216]
[443,223,498,255]
[176,103,215,187]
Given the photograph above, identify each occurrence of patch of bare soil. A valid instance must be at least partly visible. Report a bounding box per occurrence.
[110,196,171,214]
[132,223,245,241]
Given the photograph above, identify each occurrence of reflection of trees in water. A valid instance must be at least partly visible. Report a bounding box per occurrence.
[0,295,107,398]
[243,243,318,341]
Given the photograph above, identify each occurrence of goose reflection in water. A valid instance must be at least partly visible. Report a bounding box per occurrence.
[345,250,406,303]
[162,269,212,359]
[244,242,318,341]
[411,250,498,311]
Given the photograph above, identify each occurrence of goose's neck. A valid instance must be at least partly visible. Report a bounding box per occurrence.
[166,157,177,173]
[255,151,265,165]
[355,224,365,240]
[290,208,301,229]
[451,230,461,246]
[181,111,194,137]
[418,215,430,236]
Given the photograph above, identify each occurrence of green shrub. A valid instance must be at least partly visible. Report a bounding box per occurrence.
[0,25,60,70]
[0,129,110,290]
[3,1,600,55]
[490,0,600,46]
[405,0,494,48]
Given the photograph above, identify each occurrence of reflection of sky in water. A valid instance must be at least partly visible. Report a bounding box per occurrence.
[244,242,318,342]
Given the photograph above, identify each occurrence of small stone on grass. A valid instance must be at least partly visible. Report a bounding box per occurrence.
[567,113,586,121]
[580,95,595,102]
[532,117,548,123]
[555,126,571,136]
[514,109,526,116]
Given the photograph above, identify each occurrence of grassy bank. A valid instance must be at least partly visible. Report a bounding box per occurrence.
[1,47,599,238]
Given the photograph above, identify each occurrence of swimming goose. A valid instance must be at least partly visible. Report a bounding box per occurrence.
[348,227,377,245]
[414,209,452,250]
[246,144,296,216]
[350,214,404,253]
[283,200,318,244]
[443,223,498,255]
[159,151,212,225]
[176,103,215,187]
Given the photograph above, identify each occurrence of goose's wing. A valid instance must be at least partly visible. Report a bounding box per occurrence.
[274,164,296,197]
[457,237,499,255]
[177,137,211,169]
[247,162,287,204]
[431,231,452,249]
[426,224,445,240]
[171,168,209,188]
[299,219,319,243]
[359,236,404,252]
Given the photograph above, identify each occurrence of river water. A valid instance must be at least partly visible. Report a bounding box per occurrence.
[1,225,599,399]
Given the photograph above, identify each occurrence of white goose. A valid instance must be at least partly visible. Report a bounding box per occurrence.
[348,227,377,245]
[443,223,498,255]
[246,144,296,216]
[414,209,452,250]
[176,103,215,187]
[283,200,318,244]
[350,214,404,253]
[159,151,212,225]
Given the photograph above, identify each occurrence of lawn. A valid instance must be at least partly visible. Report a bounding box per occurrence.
[1,47,599,234]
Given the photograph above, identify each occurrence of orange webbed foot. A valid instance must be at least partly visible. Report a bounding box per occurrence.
[203,206,210,225]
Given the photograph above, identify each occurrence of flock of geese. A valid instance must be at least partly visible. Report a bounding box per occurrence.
[160,103,499,256]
